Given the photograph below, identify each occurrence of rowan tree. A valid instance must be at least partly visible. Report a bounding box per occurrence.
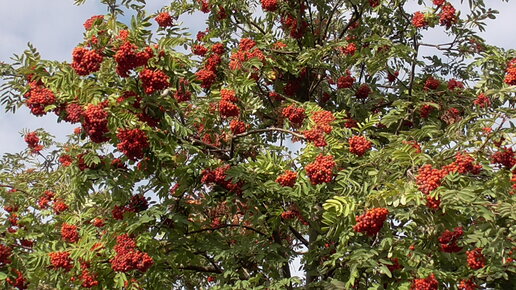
[0,0,515,289]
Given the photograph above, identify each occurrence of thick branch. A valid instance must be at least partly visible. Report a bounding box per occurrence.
[288,225,309,247]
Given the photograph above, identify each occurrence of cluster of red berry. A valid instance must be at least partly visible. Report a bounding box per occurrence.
[82,103,110,143]
[349,135,372,156]
[174,78,192,103]
[83,15,103,30]
[155,12,173,27]
[110,234,154,272]
[337,70,355,89]
[424,76,441,90]
[91,217,105,228]
[116,128,149,160]
[112,195,149,220]
[192,44,208,56]
[114,42,153,77]
[458,278,478,290]
[353,208,389,236]
[419,104,436,119]
[276,170,297,187]
[24,82,56,116]
[53,199,69,215]
[24,132,43,153]
[355,83,371,99]
[281,208,309,225]
[311,110,335,133]
[438,227,464,253]
[61,223,80,243]
[37,190,55,209]
[139,68,170,95]
[416,164,447,195]
[444,153,482,174]
[282,104,306,127]
[412,12,428,28]
[228,38,266,70]
[447,78,464,91]
[0,244,12,266]
[79,267,99,288]
[201,165,242,193]
[341,43,357,56]
[491,147,515,169]
[65,103,84,123]
[386,257,403,272]
[6,269,28,289]
[304,128,327,147]
[305,154,336,185]
[281,14,308,39]
[466,248,486,270]
[230,119,247,135]
[219,89,240,118]
[411,273,439,290]
[473,93,491,108]
[71,47,103,76]
[505,58,516,85]
[260,0,278,12]
[49,251,73,271]
[440,3,458,28]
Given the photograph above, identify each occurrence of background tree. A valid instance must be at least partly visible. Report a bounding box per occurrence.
[0,0,515,289]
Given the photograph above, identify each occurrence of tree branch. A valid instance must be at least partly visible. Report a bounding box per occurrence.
[234,128,306,139]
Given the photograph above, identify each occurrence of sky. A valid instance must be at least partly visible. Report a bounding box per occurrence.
[0,0,514,281]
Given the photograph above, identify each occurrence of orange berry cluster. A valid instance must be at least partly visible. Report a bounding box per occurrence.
[304,128,327,147]
[49,251,73,271]
[82,103,109,143]
[116,128,149,160]
[458,278,478,290]
[305,154,336,185]
[230,119,246,135]
[6,269,28,289]
[442,152,482,175]
[311,110,335,133]
[139,68,170,95]
[337,70,355,89]
[260,0,278,12]
[114,42,153,77]
[466,248,486,270]
[71,47,103,76]
[416,164,447,195]
[61,223,80,243]
[24,82,56,116]
[411,273,439,290]
[282,104,306,126]
[276,170,297,187]
[353,208,389,236]
[491,147,515,169]
[349,135,372,156]
[24,132,43,153]
[438,227,464,253]
[504,58,516,85]
[219,89,240,118]
[0,244,12,266]
[110,234,154,273]
[201,165,242,193]
[155,12,173,27]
